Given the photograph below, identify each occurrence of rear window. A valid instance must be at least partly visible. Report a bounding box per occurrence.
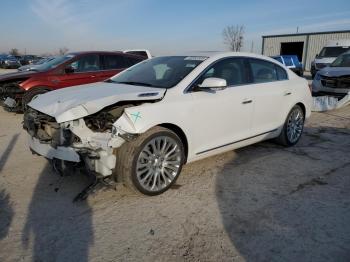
[276,65,288,80]
[125,51,148,58]
[249,59,278,83]
[102,55,128,70]
[124,56,144,67]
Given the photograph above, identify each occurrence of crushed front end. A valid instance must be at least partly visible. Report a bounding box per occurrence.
[23,106,130,178]
[0,81,25,111]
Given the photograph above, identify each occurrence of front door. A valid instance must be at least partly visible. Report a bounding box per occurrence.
[188,57,254,155]
[55,54,102,88]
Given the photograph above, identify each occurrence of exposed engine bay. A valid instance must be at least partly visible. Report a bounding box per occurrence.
[23,101,151,179]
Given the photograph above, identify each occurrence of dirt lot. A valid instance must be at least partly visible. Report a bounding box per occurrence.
[0,69,349,261]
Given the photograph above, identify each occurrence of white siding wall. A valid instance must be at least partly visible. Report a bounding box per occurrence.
[263,32,350,71]
[306,32,350,70]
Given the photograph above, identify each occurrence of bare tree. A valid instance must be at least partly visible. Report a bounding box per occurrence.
[222,25,245,52]
[9,48,20,56]
[58,47,69,55]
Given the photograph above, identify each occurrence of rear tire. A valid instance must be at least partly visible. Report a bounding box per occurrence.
[114,126,185,196]
[22,87,50,111]
[275,105,305,147]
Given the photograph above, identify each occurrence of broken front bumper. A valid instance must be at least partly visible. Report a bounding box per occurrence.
[28,134,118,177]
[29,135,80,162]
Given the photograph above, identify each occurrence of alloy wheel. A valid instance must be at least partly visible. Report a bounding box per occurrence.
[136,136,182,192]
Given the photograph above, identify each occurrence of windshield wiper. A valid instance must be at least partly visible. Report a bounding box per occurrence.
[116,81,155,87]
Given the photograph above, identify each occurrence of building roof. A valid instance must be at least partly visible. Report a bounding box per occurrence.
[262,29,350,38]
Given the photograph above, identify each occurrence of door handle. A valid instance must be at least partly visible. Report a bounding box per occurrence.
[91,75,96,78]
[284,91,292,96]
[242,99,252,104]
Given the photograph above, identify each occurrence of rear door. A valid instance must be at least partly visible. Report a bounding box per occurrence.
[248,58,291,135]
[55,54,102,88]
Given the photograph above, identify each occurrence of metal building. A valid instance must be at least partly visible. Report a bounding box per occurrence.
[262,30,350,71]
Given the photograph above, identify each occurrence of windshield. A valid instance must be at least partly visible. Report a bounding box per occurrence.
[319,46,350,58]
[110,56,207,88]
[33,55,75,71]
[331,52,350,67]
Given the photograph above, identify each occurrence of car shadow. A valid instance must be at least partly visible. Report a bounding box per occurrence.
[0,133,19,173]
[22,163,94,262]
[215,126,350,262]
[0,189,14,240]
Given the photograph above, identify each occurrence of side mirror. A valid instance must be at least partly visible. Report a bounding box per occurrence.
[197,77,227,90]
[315,54,319,58]
[65,66,75,74]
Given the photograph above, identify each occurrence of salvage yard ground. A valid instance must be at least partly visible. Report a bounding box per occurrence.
[0,69,349,261]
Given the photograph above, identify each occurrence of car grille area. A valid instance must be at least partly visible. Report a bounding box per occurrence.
[321,75,350,89]
[23,108,76,147]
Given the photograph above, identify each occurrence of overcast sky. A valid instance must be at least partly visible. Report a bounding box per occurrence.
[1,0,350,55]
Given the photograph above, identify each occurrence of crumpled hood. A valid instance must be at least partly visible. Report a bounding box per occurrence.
[0,70,37,81]
[318,67,350,77]
[28,82,166,123]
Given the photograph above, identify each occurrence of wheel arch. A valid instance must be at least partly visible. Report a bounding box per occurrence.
[295,102,306,116]
[158,123,189,163]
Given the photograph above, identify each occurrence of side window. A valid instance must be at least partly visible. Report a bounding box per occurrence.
[275,65,288,80]
[197,58,249,87]
[68,55,100,73]
[102,55,127,70]
[249,59,278,83]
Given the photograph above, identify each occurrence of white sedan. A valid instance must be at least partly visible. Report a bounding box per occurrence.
[24,52,312,195]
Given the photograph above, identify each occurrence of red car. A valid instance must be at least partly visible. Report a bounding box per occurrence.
[0,51,145,111]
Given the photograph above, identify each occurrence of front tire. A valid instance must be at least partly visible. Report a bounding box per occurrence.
[275,105,305,146]
[114,126,185,196]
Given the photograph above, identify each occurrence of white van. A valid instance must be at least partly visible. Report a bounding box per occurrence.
[311,39,350,78]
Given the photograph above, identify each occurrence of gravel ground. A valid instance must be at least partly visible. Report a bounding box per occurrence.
[0,70,349,261]
[0,69,17,74]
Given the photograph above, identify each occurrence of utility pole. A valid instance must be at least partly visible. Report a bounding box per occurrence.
[250,41,254,53]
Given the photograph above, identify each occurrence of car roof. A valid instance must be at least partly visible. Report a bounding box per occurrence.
[68,51,129,56]
[67,51,145,59]
[167,51,279,62]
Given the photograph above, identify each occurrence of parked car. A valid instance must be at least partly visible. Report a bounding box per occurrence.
[19,55,39,66]
[23,52,312,196]
[271,55,303,76]
[123,49,152,59]
[311,40,350,78]
[0,55,21,69]
[18,57,56,72]
[0,51,145,111]
[312,50,350,98]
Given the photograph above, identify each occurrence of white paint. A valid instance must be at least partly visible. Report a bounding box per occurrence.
[28,52,312,177]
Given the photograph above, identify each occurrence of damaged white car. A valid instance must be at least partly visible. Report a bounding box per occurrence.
[23,52,312,195]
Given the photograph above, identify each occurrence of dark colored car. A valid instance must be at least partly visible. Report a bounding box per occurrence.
[19,55,39,66]
[0,55,21,69]
[271,55,303,76]
[0,51,145,111]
